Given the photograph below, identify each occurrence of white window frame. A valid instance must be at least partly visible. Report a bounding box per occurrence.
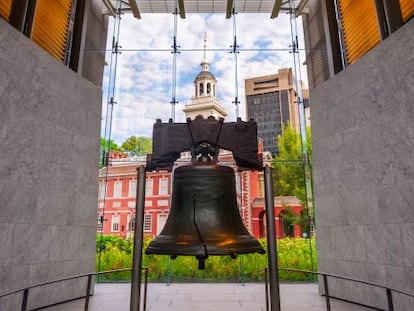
[97,214,103,232]
[159,178,169,195]
[99,182,106,199]
[127,214,135,232]
[129,180,137,197]
[114,181,122,198]
[143,214,152,232]
[112,215,120,232]
[157,199,169,207]
[145,179,153,196]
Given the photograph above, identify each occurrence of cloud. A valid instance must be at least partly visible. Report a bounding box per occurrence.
[101,13,308,144]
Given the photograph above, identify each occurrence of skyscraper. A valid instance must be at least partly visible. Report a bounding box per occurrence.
[245,68,300,155]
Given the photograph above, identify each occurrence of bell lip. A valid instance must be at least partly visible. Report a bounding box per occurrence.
[145,248,266,256]
[145,237,266,257]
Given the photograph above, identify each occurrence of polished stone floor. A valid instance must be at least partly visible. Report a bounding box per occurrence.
[43,282,375,311]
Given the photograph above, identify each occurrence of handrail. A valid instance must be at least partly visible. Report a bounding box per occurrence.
[3,266,414,311]
[0,268,132,298]
[278,267,414,298]
[263,267,414,311]
[0,267,147,311]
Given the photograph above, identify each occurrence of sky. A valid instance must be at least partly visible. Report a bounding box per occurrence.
[101,12,307,144]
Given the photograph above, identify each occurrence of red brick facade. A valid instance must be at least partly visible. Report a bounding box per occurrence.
[97,154,303,239]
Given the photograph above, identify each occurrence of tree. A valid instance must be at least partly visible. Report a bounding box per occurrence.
[99,137,122,168]
[271,123,312,203]
[121,136,152,156]
[100,137,121,152]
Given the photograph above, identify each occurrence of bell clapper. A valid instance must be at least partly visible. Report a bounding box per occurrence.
[196,255,208,270]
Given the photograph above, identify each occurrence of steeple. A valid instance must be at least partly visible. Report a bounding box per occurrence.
[201,32,209,72]
[182,33,227,120]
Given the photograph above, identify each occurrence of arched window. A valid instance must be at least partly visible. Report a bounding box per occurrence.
[207,83,211,94]
[199,83,204,95]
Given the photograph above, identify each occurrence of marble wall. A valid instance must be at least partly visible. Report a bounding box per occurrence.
[0,17,102,309]
[311,18,414,310]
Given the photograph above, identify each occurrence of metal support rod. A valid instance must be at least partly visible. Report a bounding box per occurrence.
[84,274,93,311]
[130,166,147,311]
[21,288,29,311]
[143,267,149,311]
[239,255,244,285]
[323,274,331,311]
[264,166,281,311]
[167,256,172,285]
[386,288,394,311]
[264,267,270,311]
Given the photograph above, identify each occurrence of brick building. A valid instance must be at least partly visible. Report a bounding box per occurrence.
[98,152,303,239]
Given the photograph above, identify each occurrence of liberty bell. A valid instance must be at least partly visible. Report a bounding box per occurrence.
[146,117,265,269]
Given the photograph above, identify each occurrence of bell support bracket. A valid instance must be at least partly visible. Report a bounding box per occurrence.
[146,116,263,172]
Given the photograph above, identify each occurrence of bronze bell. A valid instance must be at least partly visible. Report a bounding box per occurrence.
[145,161,265,269]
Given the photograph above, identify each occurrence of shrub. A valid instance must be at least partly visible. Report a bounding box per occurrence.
[96,236,317,282]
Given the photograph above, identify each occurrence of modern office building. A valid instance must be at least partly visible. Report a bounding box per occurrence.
[245,68,300,155]
[0,1,109,309]
[302,0,414,309]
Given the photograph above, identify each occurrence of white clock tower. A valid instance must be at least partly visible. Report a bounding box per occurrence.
[183,34,227,120]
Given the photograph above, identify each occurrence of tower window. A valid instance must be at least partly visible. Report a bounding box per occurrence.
[207,83,211,94]
[199,83,204,95]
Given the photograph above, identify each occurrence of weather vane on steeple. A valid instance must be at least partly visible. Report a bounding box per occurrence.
[203,32,207,60]
[201,32,209,72]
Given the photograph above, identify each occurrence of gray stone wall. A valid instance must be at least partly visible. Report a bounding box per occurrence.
[0,17,102,309]
[311,18,414,310]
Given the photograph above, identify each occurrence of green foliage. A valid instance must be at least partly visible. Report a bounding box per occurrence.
[96,236,317,282]
[121,136,152,156]
[99,137,122,168]
[100,137,121,152]
[271,124,312,203]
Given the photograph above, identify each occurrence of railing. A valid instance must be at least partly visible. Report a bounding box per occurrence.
[0,267,148,311]
[3,266,414,311]
[263,267,414,311]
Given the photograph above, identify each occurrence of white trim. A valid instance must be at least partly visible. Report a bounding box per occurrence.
[99,182,106,199]
[145,179,153,196]
[129,180,137,197]
[114,181,122,198]
[111,215,120,232]
[159,178,169,195]
[143,214,152,232]
[157,213,168,235]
